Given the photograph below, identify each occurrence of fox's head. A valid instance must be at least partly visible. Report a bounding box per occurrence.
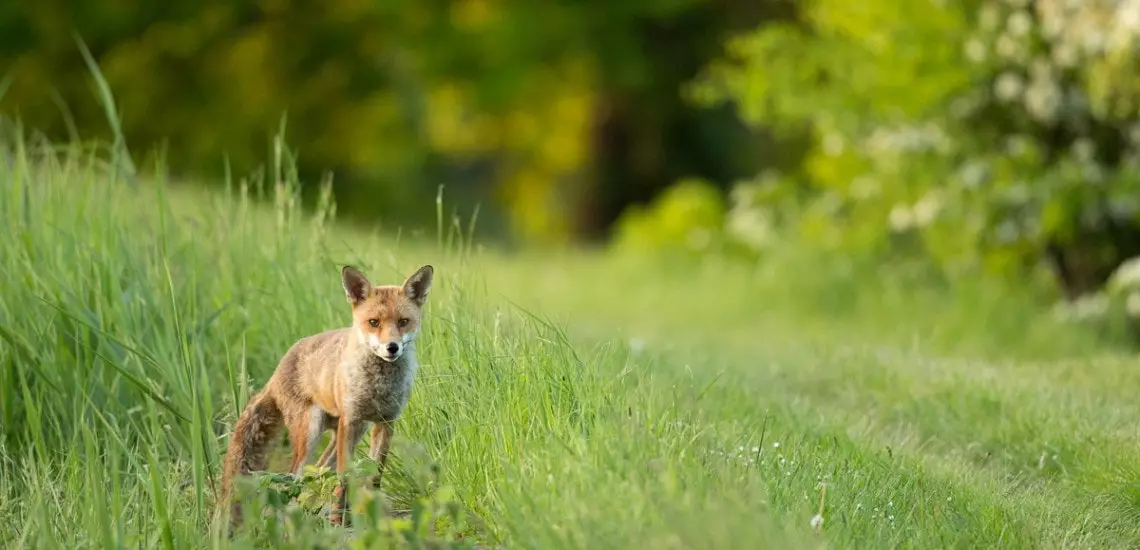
[341,264,434,362]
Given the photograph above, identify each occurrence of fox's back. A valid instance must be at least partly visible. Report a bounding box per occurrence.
[266,328,349,410]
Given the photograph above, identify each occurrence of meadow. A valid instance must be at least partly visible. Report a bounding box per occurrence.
[3,131,1140,549]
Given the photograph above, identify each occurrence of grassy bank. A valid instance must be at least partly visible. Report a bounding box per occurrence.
[2,135,1138,549]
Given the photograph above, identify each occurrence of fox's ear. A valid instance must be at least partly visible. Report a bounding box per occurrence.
[341,265,372,306]
[402,264,434,306]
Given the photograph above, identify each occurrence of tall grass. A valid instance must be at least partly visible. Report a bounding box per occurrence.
[4,111,1140,549]
[0,123,810,548]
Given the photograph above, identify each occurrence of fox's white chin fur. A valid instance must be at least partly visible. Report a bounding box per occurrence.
[372,349,400,362]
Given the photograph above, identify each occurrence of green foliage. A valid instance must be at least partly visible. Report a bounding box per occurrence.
[228,444,475,548]
[0,0,759,244]
[690,0,1140,294]
[611,177,727,256]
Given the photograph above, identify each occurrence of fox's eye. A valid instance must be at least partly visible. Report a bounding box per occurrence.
[368,319,379,328]
[398,318,409,328]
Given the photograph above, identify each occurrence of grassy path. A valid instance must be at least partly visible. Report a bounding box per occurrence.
[478,254,1140,548]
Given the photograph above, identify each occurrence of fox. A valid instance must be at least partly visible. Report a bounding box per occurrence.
[218,264,435,528]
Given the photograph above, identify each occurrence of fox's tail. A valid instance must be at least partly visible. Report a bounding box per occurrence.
[218,389,283,529]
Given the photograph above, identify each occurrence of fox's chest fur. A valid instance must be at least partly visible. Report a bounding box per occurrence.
[340,348,418,423]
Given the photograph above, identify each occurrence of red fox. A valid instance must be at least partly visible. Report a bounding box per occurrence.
[219,264,434,528]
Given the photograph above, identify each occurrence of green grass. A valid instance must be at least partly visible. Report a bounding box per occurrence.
[3,129,1140,549]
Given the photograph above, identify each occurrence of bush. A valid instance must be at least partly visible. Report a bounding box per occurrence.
[688,0,1140,299]
[611,177,728,257]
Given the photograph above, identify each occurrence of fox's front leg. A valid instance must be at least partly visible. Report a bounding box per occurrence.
[369,422,394,488]
[329,417,366,526]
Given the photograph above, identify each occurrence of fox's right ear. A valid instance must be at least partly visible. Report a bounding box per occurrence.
[341,265,372,306]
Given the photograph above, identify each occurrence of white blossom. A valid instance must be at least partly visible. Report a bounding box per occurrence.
[1024,74,1063,122]
[1109,256,1140,290]
[823,133,845,156]
[995,34,1021,60]
[889,205,914,232]
[1007,12,1033,37]
[913,193,942,227]
[1051,44,1078,68]
[995,72,1024,102]
[1072,138,1095,162]
[1126,292,1140,318]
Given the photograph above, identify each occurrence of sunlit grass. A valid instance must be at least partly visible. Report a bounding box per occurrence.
[3,123,1140,549]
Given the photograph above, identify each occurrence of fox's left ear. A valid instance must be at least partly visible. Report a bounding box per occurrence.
[402,265,434,306]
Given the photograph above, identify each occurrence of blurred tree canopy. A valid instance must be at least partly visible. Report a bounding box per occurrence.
[672,0,1140,299]
[0,0,794,244]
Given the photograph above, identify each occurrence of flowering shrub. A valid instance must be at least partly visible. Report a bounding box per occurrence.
[686,0,1140,297]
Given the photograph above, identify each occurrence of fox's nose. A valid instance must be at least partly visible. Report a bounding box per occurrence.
[386,342,400,355]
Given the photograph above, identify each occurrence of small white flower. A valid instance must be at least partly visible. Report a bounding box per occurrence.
[727,207,773,251]
[995,72,1024,102]
[1040,12,1063,39]
[1117,1,1140,35]
[1007,12,1033,37]
[1126,292,1140,318]
[1051,44,1078,68]
[996,34,1021,60]
[823,133,845,156]
[1082,32,1105,55]
[1110,256,1140,290]
[912,193,942,227]
[959,161,988,188]
[889,204,914,232]
[1025,76,1062,123]
[1072,138,1095,162]
[1070,293,1110,320]
[772,442,781,448]
[810,513,824,531]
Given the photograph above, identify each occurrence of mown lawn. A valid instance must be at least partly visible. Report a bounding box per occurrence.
[3,138,1140,549]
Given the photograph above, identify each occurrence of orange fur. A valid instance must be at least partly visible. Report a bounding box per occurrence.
[218,264,434,530]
